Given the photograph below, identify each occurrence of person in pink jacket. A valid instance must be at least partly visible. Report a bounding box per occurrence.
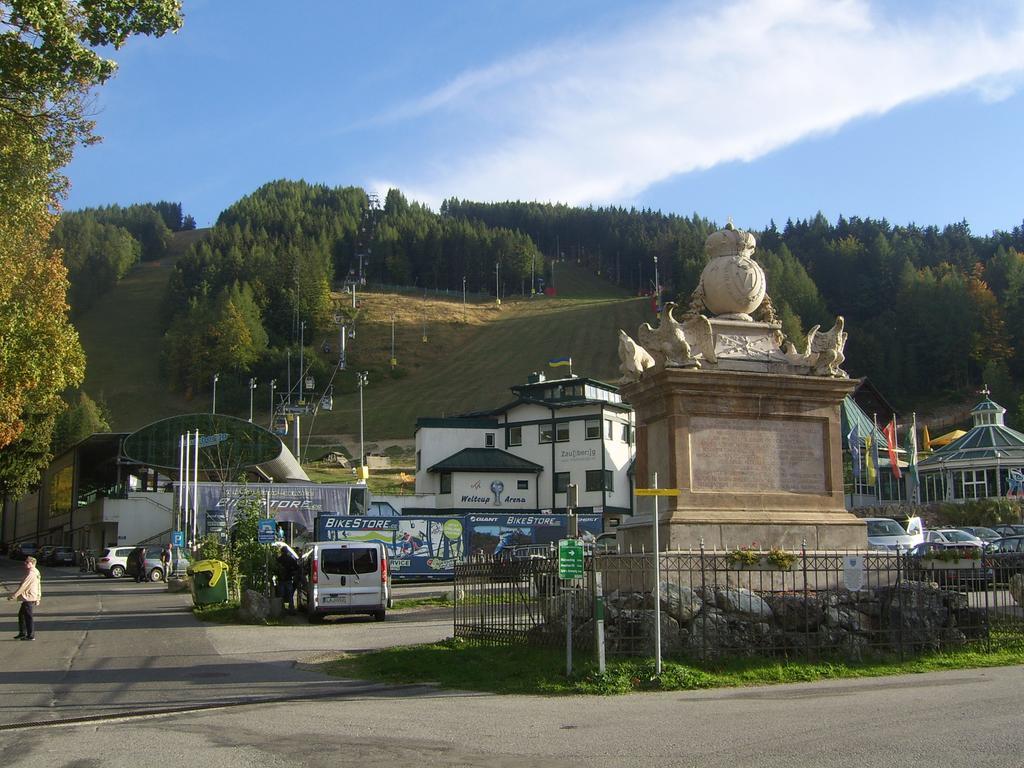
[9,555,42,640]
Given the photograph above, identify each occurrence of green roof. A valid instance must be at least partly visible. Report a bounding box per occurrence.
[841,396,887,447]
[919,423,1024,466]
[428,448,543,474]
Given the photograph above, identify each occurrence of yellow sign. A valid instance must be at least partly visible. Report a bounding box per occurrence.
[635,488,680,497]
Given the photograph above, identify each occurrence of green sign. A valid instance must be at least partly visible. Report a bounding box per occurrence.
[558,539,584,579]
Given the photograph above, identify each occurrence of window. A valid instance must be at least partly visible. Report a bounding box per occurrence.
[508,426,522,446]
[961,469,988,499]
[440,473,452,494]
[321,548,378,575]
[606,419,614,439]
[485,433,495,448]
[621,423,630,443]
[517,480,529,490]
[586,470,613,492]
[539,425,553,444]
[585,418,601,440]
[556,424,570,442]
[554,472,569,493]
[416,450,421,471]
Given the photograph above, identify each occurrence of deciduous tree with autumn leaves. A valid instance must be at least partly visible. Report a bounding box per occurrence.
[0,0,182,497]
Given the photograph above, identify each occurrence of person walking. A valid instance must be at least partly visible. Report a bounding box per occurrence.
[8,555,42,640]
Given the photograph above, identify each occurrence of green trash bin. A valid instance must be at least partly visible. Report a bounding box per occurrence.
[187,559,229,605]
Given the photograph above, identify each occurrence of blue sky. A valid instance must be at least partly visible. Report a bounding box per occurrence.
[66,0,1024,235]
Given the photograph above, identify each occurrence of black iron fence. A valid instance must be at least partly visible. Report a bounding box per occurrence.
[453,548,1024,663]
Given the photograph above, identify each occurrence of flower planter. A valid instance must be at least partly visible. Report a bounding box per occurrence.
[730,556,798,572]
[920,559,981,570]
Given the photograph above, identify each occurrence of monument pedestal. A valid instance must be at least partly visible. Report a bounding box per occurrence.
[618,367,865,551]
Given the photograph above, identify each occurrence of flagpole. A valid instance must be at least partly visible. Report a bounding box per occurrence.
[913,411,921,507]
[894,414,901,503]
[873,413,881,505]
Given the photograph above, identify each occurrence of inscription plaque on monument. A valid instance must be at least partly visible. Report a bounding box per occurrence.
[689,416,827,494]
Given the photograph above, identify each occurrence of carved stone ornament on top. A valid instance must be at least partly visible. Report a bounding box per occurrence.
[617,222,848,383]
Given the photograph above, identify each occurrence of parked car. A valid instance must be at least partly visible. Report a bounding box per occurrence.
[906,541,992,587]
[10,542,38,561]
[126,546,191,582]
[36,545,56,563]
[992,524,1024,538]
[594,532,619,554]
[957,526,1002,543]
[865,518,922,551]
[46,546,76,566]
[986,536,1024,581]
[923,529,985,547]
[96,546,137,578]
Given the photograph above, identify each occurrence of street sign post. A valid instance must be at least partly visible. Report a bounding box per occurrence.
[558,538,585,676]
[634,480,678,674]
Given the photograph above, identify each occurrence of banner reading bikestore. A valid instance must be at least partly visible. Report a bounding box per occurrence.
[315,515,466,579]
[190,482,365,535]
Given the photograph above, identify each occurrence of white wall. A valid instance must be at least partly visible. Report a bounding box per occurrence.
[442,472,537,510]
[415,425,497,492]
[101,493,174,545]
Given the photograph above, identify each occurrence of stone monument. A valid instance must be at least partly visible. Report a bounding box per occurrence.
[617,223,866,551]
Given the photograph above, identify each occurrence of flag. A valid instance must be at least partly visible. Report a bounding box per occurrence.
[847,424,861,479]
[922,424,932,452]
[906,419,919,494]
[548,357,571,368]
[865,434,876,485]
[883,418,902,479]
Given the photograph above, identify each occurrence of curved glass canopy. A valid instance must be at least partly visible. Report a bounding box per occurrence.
[122,413,282,471]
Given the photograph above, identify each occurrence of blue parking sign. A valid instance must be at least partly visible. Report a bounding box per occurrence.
[257,519,276,544]
[172,530,185,547]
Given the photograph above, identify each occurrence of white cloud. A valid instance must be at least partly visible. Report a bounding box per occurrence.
[382,0,1024,208]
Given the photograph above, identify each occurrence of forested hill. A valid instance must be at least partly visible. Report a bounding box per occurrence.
[66,181,1024,429]
[442,200,1024,417]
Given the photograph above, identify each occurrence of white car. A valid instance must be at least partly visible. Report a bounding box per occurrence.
[924,528,984,548]
[865,518,922,551]
[96,546,136,578]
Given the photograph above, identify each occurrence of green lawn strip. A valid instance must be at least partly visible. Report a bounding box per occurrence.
[390,595,454,610]
[321,637,1024,695]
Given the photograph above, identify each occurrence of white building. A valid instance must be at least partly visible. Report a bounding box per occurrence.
[414,372,635,525]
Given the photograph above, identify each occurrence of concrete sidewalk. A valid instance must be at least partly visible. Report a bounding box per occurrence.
[0,560,451,726]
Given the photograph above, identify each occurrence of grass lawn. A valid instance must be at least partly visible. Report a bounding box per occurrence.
[75,240,651,443]
[320,636,1024,695]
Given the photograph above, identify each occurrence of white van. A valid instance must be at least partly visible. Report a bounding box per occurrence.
[298,542,391,623]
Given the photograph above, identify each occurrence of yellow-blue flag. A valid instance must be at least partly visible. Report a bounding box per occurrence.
[865,434,876,485]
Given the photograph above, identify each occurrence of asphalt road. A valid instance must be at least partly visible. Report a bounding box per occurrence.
[1,560,1023,767]
[0,561,451,726]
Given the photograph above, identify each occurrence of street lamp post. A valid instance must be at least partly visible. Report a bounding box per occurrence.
[495,262,500,305]
[357,371,368,473]
[390,314,396,368]
[462,275,466,323]
[211,373,219,414]
[248,378,257,422]
[269,379,276,426]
